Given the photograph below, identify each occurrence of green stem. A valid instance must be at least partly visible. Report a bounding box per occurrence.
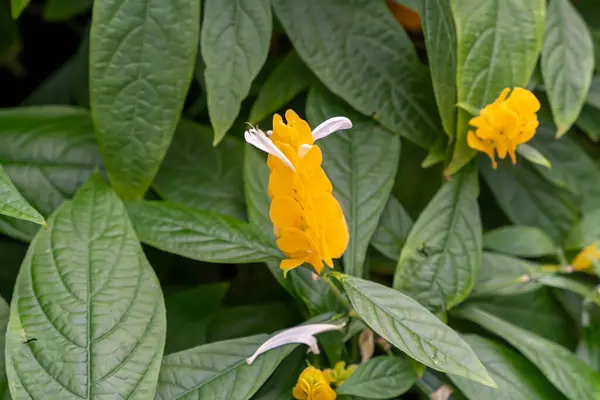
[322,274,353,313]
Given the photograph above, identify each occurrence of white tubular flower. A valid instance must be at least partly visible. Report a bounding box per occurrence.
[244,127,296,170]
[312,116,352,140]
[246,322,345,365]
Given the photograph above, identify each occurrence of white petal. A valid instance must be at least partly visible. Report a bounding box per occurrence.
[312,116,352,140]
[298,144,313,157]
[244,128,296,171]
[246,322,345,365]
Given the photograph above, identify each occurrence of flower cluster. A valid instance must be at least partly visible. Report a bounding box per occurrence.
[292,366,337,400]
[571,243,600,273]
[245,110,351,275]
[467,87,541,168]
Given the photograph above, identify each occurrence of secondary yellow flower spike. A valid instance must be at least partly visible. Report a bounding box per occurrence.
[572,243,600,272]
[323,361,358,387]
[245,110,351,275]
[293,366,337,400]
[467,87,540,169]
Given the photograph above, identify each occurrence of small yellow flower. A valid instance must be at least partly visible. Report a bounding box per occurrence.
[323,361,358,387]
[245,110,351,275]
[467,88,540,169]
[572,243,600,272]
[293,366,337,400]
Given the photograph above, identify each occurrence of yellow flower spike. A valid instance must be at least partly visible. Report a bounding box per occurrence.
[293,366,337,400]
[467,87,540,169]
[245,111,352,276]
[572,243,600,272]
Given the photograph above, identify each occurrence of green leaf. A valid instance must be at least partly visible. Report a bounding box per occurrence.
[249,51,313,124]
[90,0,200,199]
[339,275,495,387]
[154,335,295,400]
[480,156,579,244]
[421,0,457,138]
[449,334,567,400]
[576,104,600,142]
[472,252,542,297]
[394,162,482,315]
[10,0,28,18]
[577,323,600,372]
[202,0,271,144]
[336,356,418,398]
[306,85,400,277]
[44,0,92,21]
[446,0,545,175]
[566,208,600,250]
[0,106,101,242]
[273,0,442,148]
[371,196,413,261]
[529,121,600,213]
[456,305,600,400]
[164,283,229,354]
[467,288,577,348]
[153,121,246,220]
[455,102,480,117]
[542,0,594,137]
[126,200,281,263]
[515,143,552,169]
[5,174,166,398]
[535,275,600,305]
[0,165,44,226]
[483,226,556,257]
[0,297,9,400]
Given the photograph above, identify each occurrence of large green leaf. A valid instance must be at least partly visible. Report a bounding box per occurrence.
[530,121,600,213]
[5,174,166,398]
[44,0,92,20]
[394,162,482,315]
[0,106,100,242]
[339,275,495,387]
[249,51,313,124]
[468,288,576,348]
[164,283,229,354]
[306,85,399,277]
[154,335,294,400]
[457,305,600,400]
[542,0,594,136]
[472,252,541,297]
[127,200,281,263]
[449,334,566,400]
[421,0,457,138]
[336,356,417,398]
[371,196,413,261]
[565,208,600,250]
[483,226,556,258]
[480,156,579,244]
[446,0,545,174]
[90,0,199,199]
[0,297,9,400]
[242,144,338,315]
[152,121,246,220]
[273,0,442,148]
[201,0,271,144]
[0,165,44,226]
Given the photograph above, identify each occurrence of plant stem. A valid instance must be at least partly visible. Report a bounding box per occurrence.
[322,274,353,313]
